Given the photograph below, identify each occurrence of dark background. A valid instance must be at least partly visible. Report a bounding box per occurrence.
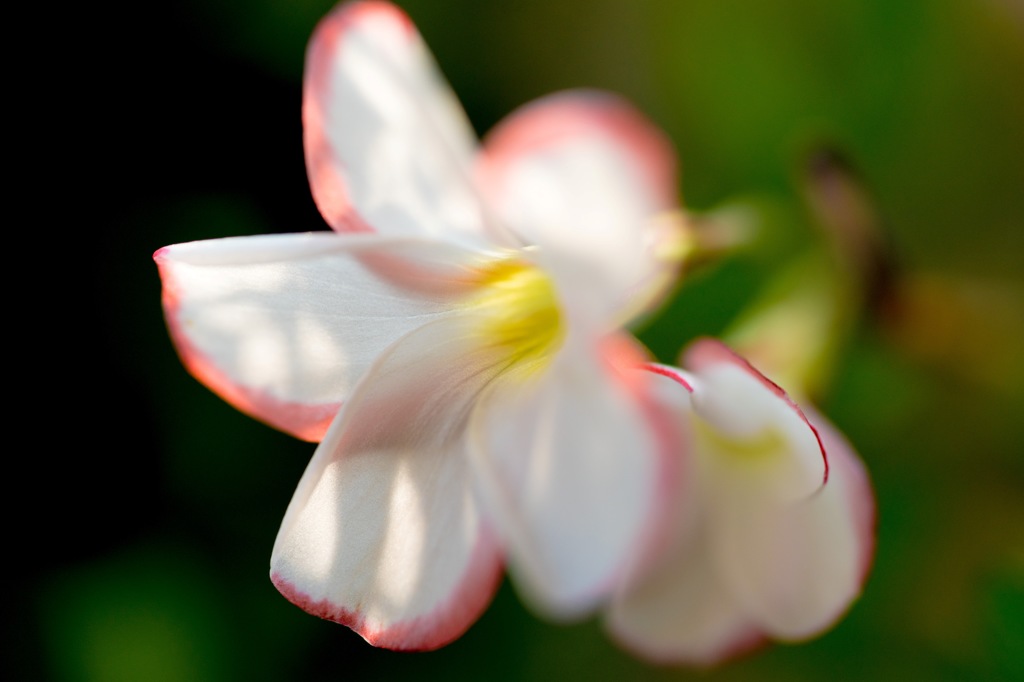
[21,1,1022,680]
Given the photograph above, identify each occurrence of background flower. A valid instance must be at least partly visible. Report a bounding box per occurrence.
[607,340,875,666]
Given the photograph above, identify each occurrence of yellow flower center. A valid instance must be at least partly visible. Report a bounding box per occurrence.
[695,420,787,463]
[467,257,563,376]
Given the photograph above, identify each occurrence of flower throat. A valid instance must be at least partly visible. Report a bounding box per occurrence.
[469,257,563,375]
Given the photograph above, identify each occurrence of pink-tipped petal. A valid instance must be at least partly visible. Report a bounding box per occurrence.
[304,1,504,247]
[478,90,683,322]
[684,338,827,501]
[610,352,874,661]
[467,333,676,618]
[270,315,510,649]
[684,340,874,640]
[155,232,482,441]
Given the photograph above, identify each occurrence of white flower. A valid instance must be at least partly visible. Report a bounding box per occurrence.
[607,338,875,665]
[155,0,684,650]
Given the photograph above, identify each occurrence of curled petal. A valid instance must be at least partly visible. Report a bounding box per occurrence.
[304,1,508,247]
[155,232,484,440]
[479,90,684,323]
[468,333,677,618]
[684,338,827,502]
[270,316,508,649]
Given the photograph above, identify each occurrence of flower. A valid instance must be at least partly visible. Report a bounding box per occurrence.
[606,338,875,666]
[155,0,684,650]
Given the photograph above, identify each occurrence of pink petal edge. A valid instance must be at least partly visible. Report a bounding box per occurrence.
[808,406,878,586]
[598,337,688,600]
[477,90,679,210]
[684,337,829,485]
[270,523,504,651]
[642,362,695,393]
[607,591,770,668]
[303,1,417,233]
[632,629,769,670]
[155,247,339,442]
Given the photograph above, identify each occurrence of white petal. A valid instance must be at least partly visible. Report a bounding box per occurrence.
[686,340,875,639]
[270,316,509,650]
[684,338,827,503]
[809,406,876,583]
[304,1,507,247]
[467,333,671,618]
[607,512,764,666]
[718,404,875,638]
[478,91,683,322]
[710,431,871,640]
[155,232,483,440]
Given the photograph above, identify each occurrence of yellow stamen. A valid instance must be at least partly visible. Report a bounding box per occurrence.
[467,257,563,376]
[696,420,787,463]
[652,210,696,264]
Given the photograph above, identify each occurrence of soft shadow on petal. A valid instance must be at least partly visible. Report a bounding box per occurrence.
[467,332,676,619]
[156,232,484,441]
[270,315,509,650]
[304,1,509,248]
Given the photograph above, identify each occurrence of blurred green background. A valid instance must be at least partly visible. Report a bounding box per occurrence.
[28,0,1022,680]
